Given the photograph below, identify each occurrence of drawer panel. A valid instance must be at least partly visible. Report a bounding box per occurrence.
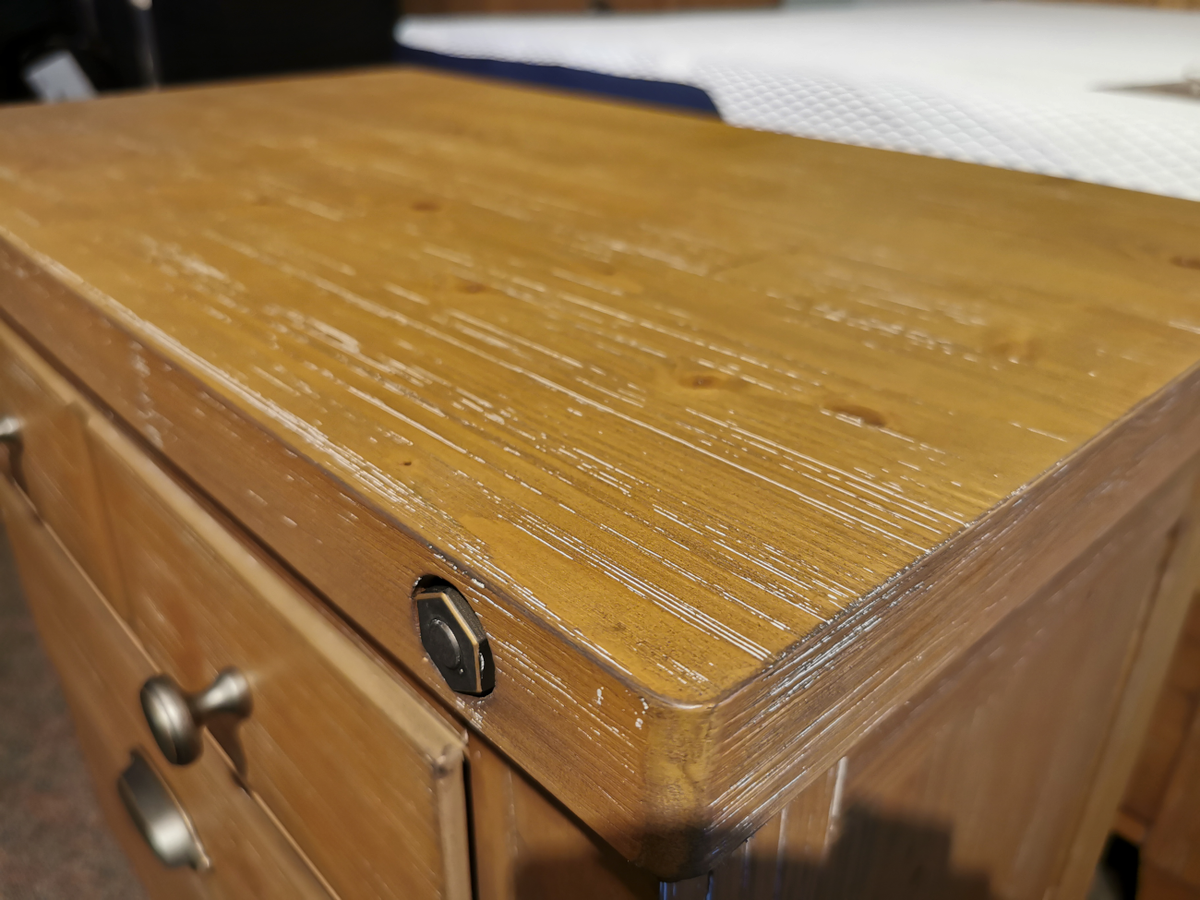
[86,413,472,900]
[0,319,124,610]
[0,474,331,900]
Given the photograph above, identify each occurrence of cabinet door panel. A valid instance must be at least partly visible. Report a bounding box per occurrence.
[0,319,124,610]
[88,413,471,900]
[0,474,331,900]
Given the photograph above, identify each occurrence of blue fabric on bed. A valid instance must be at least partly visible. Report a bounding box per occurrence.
[394,44,719,115]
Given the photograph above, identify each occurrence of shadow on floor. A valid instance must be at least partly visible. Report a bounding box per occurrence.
[517,803,995,900]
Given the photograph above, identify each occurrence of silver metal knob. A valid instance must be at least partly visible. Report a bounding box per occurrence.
[0,416,21,444]
[0,415,26,490]
[117,750,209,870]
[140,668,252,766]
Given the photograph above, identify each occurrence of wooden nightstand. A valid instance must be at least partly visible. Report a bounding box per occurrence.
[1,68,1199,899]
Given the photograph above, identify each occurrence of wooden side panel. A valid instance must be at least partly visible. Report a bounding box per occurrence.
[1142,865,1200,900]
[0,475,330,900]
[705,764,841,900]
[1145,703,1200,889]
[1054,477,1200,900]
[86,414,472,900]
[0,319,125,613]
[842,472,1190,900]
[700,465,1200,900]
[469,737,660,900]
[1121,593,1200,882]
[1125,600,1200,823]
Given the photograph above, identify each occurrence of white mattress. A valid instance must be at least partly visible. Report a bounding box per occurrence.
[398,2,1200,201]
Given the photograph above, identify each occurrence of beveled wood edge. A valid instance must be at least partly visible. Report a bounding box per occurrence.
[228,766,348,900]
[435,755,474,900]
[5,230,1200,876]
[0,470,345,899]
[86,409,468,770]
[0,314,81,410]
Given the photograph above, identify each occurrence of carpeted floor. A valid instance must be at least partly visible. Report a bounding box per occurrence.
[0,525,146,900]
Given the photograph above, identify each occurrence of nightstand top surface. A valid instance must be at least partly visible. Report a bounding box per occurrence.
[1,66,1198,697]
[3,68,1200,869]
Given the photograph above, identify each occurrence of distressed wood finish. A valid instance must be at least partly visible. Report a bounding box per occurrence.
[0,475,332,900]
[85,412,471,900]
[3,69,1200,872]
[687,464,1200,899]
[849,467,1199,900]
[0,319,125,611]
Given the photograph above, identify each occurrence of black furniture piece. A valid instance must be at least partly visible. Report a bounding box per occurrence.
[2,0,396,101]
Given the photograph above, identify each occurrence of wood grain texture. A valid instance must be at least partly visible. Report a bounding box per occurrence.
[1144,680,1200,889]
[85,412,471,900]
[0,318,125,612]
[0,475,331,900]
[3,69,1200,872]
[852,467,1194,900]
[695,463,1200,900]
[1053,473,1200,900]
[1119,593,1200,877]
[468,736,660,900]
[704,763,842,899]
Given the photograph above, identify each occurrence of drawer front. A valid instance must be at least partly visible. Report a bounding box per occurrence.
[0,319,124,610]
[86,414,472,900]
[0,475,331,900]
